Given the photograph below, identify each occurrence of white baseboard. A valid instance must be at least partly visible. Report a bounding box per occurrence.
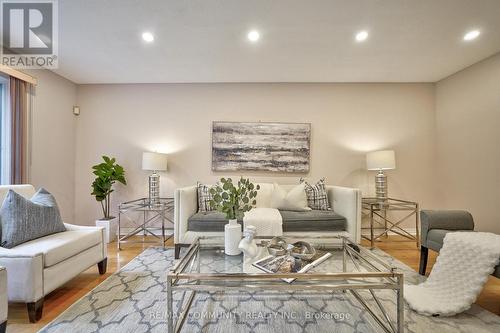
[118,227,174,236]
[121,227,416,238]
[361,228,417,236]
[121,228,416,238]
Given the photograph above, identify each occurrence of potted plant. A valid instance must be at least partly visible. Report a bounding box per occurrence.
[91,156,127,242]
[209,177,260,255]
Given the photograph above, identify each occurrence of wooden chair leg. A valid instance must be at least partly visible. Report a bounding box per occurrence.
[419,246,429,276]
[98,258,108,275]
[27,298,44,323]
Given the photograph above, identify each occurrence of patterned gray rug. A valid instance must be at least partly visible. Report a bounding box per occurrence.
[39,247,500,333]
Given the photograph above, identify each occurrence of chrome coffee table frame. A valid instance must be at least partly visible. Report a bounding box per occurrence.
[167,236,404,333]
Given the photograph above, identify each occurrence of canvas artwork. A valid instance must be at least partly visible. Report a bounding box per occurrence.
[212,121,310,172]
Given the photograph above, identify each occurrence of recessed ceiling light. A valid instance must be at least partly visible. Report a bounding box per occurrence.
[463,29,480,41]
[355,30,369,42]
[142,32,154,43]
[247,30,260,42]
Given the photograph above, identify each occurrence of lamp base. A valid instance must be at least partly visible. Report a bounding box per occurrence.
[148,172,160,206]
[375,170,388,203]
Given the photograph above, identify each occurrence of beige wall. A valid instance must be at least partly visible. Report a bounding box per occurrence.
[27,70,77,223]
[20,55,500,234]
[74,83,437,225]
[435,53,500,233]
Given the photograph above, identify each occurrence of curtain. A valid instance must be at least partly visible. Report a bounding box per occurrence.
[9,76,30,184]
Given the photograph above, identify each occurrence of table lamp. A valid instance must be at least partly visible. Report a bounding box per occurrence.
[366,150,396,202]
[142,152,168,206]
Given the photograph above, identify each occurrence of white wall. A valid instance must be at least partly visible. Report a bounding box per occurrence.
[27,70,77,223]
[435,53,500,233]
[74,83,437,226]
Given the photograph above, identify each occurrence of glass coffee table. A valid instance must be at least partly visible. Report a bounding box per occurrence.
[167,236,404,333]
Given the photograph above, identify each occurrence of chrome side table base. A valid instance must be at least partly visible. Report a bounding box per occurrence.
[362,197,420,248]
[118,197,174,250]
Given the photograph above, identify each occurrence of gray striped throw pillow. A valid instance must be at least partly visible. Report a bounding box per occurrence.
[0,188,66,248]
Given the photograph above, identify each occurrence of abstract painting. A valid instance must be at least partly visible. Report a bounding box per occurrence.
[212,121,310,172]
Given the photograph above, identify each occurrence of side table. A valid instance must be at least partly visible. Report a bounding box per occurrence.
[118,197,174,250]
[362,197,420,248]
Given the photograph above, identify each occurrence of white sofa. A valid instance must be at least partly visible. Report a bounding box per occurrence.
[174,183,361,258]
[0,185,107,323]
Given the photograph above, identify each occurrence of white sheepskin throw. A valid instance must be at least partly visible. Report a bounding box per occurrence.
[405,232,500,316]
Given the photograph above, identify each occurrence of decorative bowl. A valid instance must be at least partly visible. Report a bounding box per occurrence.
[290,241,316,260]
[266,236,288,256]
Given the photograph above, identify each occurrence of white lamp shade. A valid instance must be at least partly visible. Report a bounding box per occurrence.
[366,150,396,170]
[142,152,168,171]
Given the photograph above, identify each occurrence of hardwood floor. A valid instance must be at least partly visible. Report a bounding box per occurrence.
[6,235,499,332]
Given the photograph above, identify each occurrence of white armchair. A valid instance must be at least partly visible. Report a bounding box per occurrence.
[0,185,108,323]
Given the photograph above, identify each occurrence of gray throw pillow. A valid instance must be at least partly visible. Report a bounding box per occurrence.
[0,188,66,248]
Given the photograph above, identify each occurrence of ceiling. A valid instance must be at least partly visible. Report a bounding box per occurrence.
[54,0,500,84]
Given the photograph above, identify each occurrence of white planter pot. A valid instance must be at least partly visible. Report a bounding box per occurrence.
[224,219,242,256]
[96,217,117,244]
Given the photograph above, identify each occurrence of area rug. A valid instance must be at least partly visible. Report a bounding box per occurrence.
[39,247,500,333]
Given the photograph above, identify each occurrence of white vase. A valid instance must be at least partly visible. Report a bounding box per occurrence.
[239,225,258,262]
[224,219,242,255]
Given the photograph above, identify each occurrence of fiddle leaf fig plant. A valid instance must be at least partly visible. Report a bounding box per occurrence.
[91,156,127,220]
[209,177,260,220]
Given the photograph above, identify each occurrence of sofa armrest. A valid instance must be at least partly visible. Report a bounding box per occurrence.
[328,186,362,243]
[0,249,43,302]
[420,210,474,248]
[64,223,107,260]
[0,266,6,323]
[174,186,198,244]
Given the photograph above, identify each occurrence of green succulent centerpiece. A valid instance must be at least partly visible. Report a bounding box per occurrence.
[91,156,127,220]
[209,177,260,220]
